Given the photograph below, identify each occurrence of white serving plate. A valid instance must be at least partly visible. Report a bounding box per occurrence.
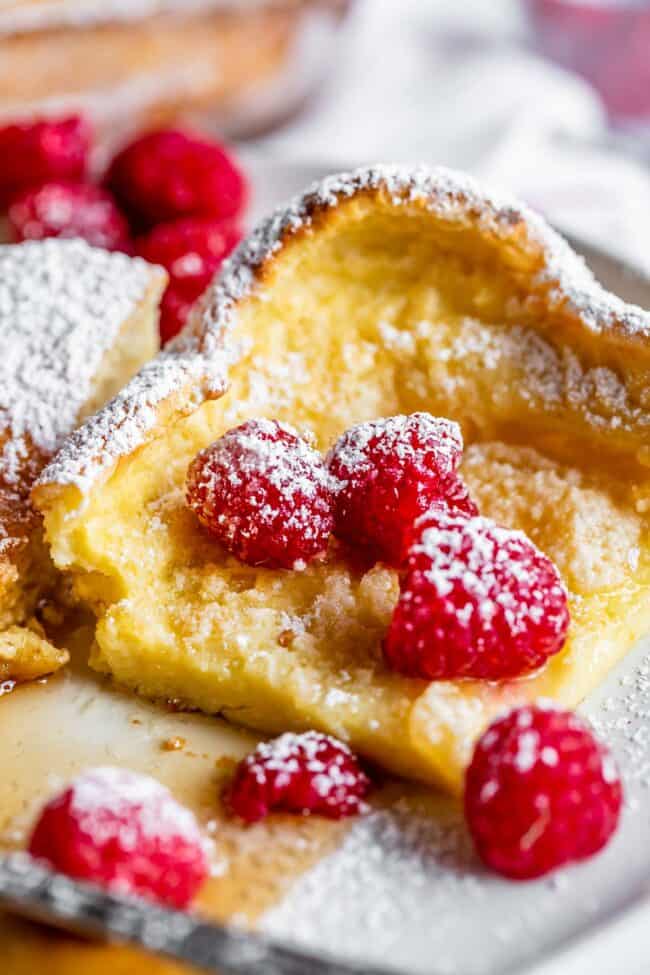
[2,158,650,975]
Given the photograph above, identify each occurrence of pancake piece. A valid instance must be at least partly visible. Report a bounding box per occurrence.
[0,238,165,680]
[34,166,650,792]
[0,1,349,140]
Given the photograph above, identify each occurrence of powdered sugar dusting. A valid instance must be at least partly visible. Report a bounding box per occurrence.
[38,164,650,497]
[39,345,225,494]
[186,417,333,567]
[326,413,462,485]
[413,513,567,639]
[261,677,638,974]
[0,237,159,572]
[69,766,202,843]
[206,162,649,340]
[230,731,370,821]
[512,730,540,773]
[261,675,634,974]
[248,730,354,775]
[272,733,362,811]
[431,320,650,435]
[0,238,154,491]
[194,417,331,511]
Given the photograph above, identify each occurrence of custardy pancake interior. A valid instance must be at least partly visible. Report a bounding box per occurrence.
[37,183,650,793]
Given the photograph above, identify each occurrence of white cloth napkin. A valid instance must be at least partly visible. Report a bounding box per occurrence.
[257,0,650,275]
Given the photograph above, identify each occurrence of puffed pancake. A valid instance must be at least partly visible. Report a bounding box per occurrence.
[34,166,650,792]
[0,1,350,139]
[0,238,165,682]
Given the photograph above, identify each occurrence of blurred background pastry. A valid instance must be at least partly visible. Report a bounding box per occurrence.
[0,0,351,143]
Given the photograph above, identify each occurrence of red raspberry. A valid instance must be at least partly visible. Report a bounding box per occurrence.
[225,731,371,823]
[28,767,208,908]
[106,128,247,227]
[327,413,477,566]
[465,704,622,879]
[186,418,334,569]
[8,181,131,251]
[158,288,194,345]
[136,217,241,343]
[0,115,91,207]
[384,508,570,679]
[441,474,478,516]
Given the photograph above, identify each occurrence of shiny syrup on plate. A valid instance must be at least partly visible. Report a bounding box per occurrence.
[0,617,347,974]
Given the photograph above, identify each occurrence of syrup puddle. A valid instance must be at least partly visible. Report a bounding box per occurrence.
[0,616,349,973]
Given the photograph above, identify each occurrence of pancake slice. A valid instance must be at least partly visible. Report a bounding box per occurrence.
[34,166,650,791]
[0,238,165,680]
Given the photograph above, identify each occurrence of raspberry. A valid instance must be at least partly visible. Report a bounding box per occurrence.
[28,767,208,908]
[441,474,478,516]
[0,115,91,207]
[106,128,247,227]
[186,418,334,569]
[158,288,194,345]
[136,217,241,343]
[465,704,622,879]
[8,181,131,251]
[327,413,477,566]
[384,508,570,680]
[225,731,370,823]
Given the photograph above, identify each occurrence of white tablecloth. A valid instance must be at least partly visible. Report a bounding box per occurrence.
[257,0,650,276]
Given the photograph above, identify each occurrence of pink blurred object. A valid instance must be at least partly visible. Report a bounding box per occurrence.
[524,0,650,124]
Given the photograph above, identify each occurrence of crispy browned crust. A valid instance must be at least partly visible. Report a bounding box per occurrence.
[35,164,650,513]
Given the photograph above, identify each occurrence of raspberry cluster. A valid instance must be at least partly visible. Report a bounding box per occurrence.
[327,413,477,566]
[186,413,479,574]
[185,409,621,879]
[135,216,242,345]
[0,116,247,344]
[187,412,569,684]
[8,181,131,252]
[5,117,620,884]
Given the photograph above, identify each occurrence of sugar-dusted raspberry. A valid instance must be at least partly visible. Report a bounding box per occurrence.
[225,731,371,823]
[0,115,91,207]
[326,413,476,566]
[186,418,334,569]
[384,508,570,680]
[28,767,208,908]
[441,474,478,517]
[8,181,131,251]
[465,704,622,879]
[106,128,247,227]
[136,216,241,343]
